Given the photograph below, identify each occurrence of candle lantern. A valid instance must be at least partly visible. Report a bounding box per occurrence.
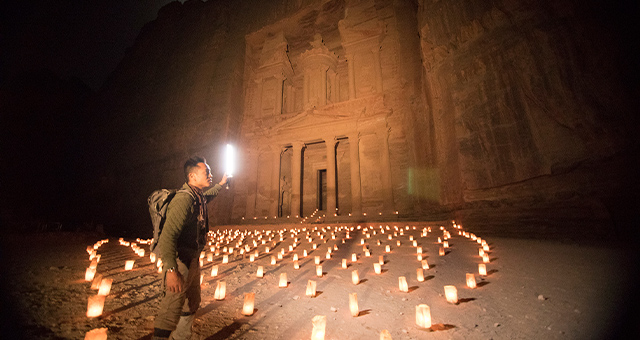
[482,253,490,263]
[412,240,417,247]
[256,266,264,278]
[349,293,359,317]
[85,267,97,282]
[306,280,317,297]
[89,259,98,270]
[150,253,157,263]
[421,260,429,269]
[214,281,226,300]
[417,254,422,261]
[200,273,204,285]
[385,245,391,253]
[311,315,326,340]
[365,249,371,257]
[293,254,299,261]
[294,260,300,269]
[416,247,422,254]
[223,255,229,263]
[379,255,384,265]
[380,330,392,340]
[325,252,331,259]
[316,265,323,277]
[199,258,204,266]
[438,247,445,256]
[352,253,357,262]
[271,255,276,265]
[352,270,359,285]
[479,248,485,256]
[399,276,409,292]
[415,304,432,329]
[443,241,449,248]
[342,259,347,269]
[124,260,134,271]
[466,273,477,289]
[303,250,308,257]
[242,292,255,316]
[478,263,487,276]
[373,263,382,274]
[90,274,103,290]
[483,244,490,251]
[444,285,458,304]
[97,278,112,296]
[86,295,105,317]
[210,265,218,277]
[84,327,107,340]
[417,268,425,282]
[396,240,401,246]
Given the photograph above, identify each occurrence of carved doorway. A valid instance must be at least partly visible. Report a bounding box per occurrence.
[317,169,327,211]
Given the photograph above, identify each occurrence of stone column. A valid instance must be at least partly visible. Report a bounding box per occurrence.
[244,149,258,218]
[324,137,337,215]
[274,75,284,115]
[303,71,310,109]
[290,141,305,217]
[347,54,356,100]
[371,47,383,93]
[378,128,394,213]
[321,66,328,106]
[348,133,362,216]
[269,146,281,218]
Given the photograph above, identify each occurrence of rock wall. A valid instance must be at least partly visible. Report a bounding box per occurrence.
[82,0,636,238]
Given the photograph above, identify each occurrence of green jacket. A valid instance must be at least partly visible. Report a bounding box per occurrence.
[157,183,223,270]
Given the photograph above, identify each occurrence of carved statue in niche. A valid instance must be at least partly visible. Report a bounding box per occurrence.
[279,175,291,216]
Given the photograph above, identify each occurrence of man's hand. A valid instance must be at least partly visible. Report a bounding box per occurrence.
[166,271,184,293]
[219,173,228,186]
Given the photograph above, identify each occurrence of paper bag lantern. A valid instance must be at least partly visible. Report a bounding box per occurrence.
[84,327,107,340]
[373,263,381,274]
[352,270,359,285]
[150,253,156,263]
[97,278,113,296]
[214,281,226,300]
[86,295,105,317]
[223,255,229,263]
[294,260,300,269]
[85,267,96,281]
[293,254,299,261]
[349,293,359,317]
[438,247,445,256]
[325,252,331,259]
[396,240,401,246]
[303,250,308,257]
[211,265,219,277]
[90,274,103,290]
[444,285,458,304]
[315,256,321,265]
[379,255,384,265]
[316,265,323,277]
[256,266,264,278]
[89,259,98,270]
[416,268,424,282]
[124,260,134,271]
[398,276,408,292]
[482,254,490,263]
[416,247,422,254]
[421,260,429,269]
[242,293,255,316]
[199,258,204,267]
[415,304,431,328]
[443,241,449,248]
[352,253,357,262]
[466,273,477,289]
[279,273,288,287]
[385,245,391,253]
[478,263,487,276]
[311,315,326,340]
[342,259,347,269]
[306,280,317,297]
[380,330,392,340]
[417,254,422,261]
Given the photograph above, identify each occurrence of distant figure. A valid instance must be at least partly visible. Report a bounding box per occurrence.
[153,156,228,340]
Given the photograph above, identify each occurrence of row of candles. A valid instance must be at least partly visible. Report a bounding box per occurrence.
[84,221,492,339]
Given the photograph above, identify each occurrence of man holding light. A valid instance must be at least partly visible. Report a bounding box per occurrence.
[153,156,228,340]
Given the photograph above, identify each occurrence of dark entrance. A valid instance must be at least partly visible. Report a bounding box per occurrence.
[317,169,327,211]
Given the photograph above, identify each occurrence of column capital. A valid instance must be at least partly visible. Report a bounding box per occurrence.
[323,136,338,145]
[291,141,305,150]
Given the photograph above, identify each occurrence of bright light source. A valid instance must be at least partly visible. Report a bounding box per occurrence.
[225,144,235,177]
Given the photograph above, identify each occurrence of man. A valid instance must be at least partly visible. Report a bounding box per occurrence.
[153,156,227,340]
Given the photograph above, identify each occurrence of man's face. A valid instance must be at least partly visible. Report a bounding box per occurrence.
[190,162,213,189]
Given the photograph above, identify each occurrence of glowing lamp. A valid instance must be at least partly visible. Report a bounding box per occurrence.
[90,274,103,290]
[421,260,429,269]
[89,259,98,270]
[352,270,359,285]
[256,266,264,278]
[150,253,157,263]
[86,295,105,318]
[417,268,424,282]
[466,273,477,289]
[349,293,359,317]
[325,252,331,259]
[222,255,229,264]
[385,245,391,253]
[224,144,235,178]
[84,327,107,340]
[315,256,321,265]
[271,256,276,265]
[415,304,432,328]
[211,265,218,277]
[293,254,299,261]
[342,259,347,269]
[399,276,409,292]
[380,330,392,340]
[242,293,255,316]
[412,240,417,247]
[306,280,317,297]
[483,244,490,251]
[373,263,381,274]
[316,265,323,277]
[124,260,134,271]
[365,249,371,257]
[417,247,422,254]
[443,241,449,248]
[96,278,112,296]
[200,273,204,285]
[303,250,308,257]
[379,255,384,265]
[214,281,226,300]
[199,258,204,266]
[479,248,485,256]
[478,263,487,276]
[85,267,96,282]
[396,240,401,246]
[352,253,357,262]
[311,315,326,340]
[444,285,458,304]
[294,260,300,269]
[417,254,422,261]
[439,247,445,256]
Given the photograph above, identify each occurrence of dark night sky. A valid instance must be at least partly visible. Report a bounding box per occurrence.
[1,0,182,90]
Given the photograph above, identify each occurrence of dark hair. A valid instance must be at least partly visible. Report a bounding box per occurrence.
[184,156,206,182]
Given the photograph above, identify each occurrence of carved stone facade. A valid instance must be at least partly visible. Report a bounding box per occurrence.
[235,0,405,221]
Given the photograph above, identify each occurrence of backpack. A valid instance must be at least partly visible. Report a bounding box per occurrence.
[148,188,194,253]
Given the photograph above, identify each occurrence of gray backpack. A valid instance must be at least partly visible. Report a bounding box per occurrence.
[148,188,194,253]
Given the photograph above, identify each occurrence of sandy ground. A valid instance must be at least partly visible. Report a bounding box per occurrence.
[1,223,639,340]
